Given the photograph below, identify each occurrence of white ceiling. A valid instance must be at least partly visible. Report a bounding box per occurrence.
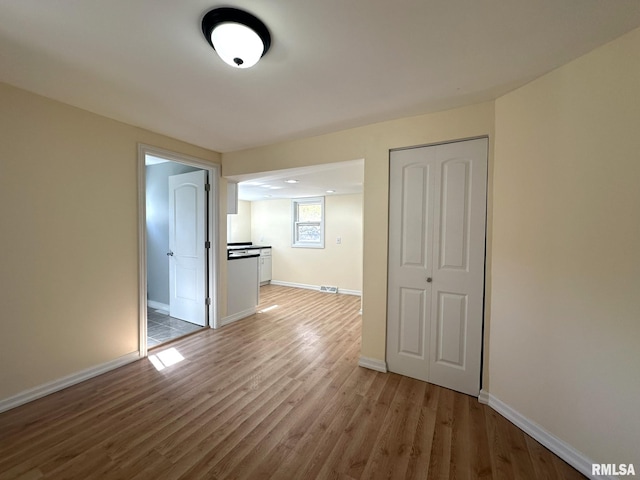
[1,1,640,155]
[229,159,364,201]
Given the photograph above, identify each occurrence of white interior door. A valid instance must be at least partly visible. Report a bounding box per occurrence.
[386,138,487,396]
[169,170,207,326]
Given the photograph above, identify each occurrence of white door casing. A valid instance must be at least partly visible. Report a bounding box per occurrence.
[386,138,487,396]
[169,170,207,326]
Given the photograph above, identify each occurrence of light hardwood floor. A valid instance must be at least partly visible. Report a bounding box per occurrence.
[0,285,584,479]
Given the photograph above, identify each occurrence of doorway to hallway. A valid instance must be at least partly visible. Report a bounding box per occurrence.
[138,144,220,355]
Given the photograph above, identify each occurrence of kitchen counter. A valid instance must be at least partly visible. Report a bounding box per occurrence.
[227,242,272,250]
[227,242,272,261]
[227,246,270,260]
[228,250,260,260]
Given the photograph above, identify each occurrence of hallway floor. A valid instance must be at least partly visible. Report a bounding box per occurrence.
[147,308,203,347]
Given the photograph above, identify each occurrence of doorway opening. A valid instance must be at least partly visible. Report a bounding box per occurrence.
[224,159,365,304]
[138,144,219,356]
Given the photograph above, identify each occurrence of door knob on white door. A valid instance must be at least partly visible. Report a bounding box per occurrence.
[167,251,174,256]
[426,277,432,283]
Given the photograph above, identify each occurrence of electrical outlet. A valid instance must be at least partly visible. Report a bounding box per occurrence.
[336,237,342,244]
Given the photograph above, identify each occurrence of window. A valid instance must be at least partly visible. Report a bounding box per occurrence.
[292,197,324,248]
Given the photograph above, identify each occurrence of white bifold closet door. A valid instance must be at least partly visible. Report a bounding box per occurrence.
[386,138,488,396]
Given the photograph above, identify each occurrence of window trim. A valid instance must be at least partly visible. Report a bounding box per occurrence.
[291,196,325,248]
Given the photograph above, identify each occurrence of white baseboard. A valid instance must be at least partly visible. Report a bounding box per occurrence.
[147,300,169,311]
[270,280,317,291]
[270,280,361,296]
[220,307,257,327]
[358,356,388,373]
[0,351,141,414]
[478,388,490,405]
[338,288,362,296]
[479,389,608,480]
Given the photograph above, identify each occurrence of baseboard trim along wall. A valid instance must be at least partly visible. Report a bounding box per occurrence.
[358,356,388,373]
[220,307,257,327]
[0,351,141,414]
[270,280,361,296]
[479,389,610,480]
[147,300,169,312]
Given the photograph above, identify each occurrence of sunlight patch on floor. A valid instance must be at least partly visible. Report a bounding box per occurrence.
[258,304,279,313]
[148,347,185,371]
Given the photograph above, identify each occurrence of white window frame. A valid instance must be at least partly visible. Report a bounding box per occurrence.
[292,197,325,248]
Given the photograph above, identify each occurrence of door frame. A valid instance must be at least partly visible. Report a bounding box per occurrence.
[137,143,220,357]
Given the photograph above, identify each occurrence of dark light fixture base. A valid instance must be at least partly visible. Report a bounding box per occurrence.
[201,7,271,57]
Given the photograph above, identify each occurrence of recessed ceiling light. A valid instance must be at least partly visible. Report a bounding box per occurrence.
[326,190,336,193]
[284,179,299,184]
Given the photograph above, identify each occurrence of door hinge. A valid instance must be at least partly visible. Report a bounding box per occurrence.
[205,241,211,249]
[205,183,211,192]
[206,297,211,306]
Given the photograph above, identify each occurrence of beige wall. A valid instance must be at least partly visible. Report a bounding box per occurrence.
[223,102,495,361]
[251,194,363,292]
[0,82,220,401]
[227,199,252,243]
[491,27,640,466]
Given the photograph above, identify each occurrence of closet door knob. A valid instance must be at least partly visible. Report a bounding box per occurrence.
[426,277,432,283]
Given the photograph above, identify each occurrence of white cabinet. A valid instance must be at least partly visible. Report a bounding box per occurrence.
[226,181,238,214]
[259,248,272,285]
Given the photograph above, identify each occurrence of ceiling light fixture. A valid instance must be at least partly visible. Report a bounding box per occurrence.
[202,7,271,69]
[284,179,299,184]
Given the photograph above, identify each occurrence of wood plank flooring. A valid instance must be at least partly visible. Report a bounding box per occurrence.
[0,285,584,479]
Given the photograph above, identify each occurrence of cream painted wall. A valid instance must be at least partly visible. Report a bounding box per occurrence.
[251,194,363,292]
[227,199,252,243]
[491,27,640,466]
[0,82,220,401]
[223,102,495,363]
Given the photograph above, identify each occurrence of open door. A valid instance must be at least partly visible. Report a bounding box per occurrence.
[168,170,207,326]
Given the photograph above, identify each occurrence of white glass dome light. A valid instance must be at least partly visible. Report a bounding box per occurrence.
[211,22,264,68]
[202,8,271,69]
